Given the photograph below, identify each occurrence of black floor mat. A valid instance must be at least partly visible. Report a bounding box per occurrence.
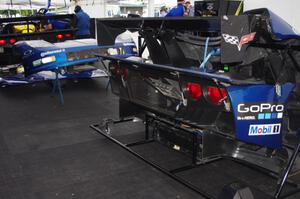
[0,79,201,199]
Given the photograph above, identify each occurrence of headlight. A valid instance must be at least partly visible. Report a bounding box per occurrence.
[33,56,56,67]
[17,66,24,74]
[32,59,42,67]
[107,48,118,55]
[41,56,56,64]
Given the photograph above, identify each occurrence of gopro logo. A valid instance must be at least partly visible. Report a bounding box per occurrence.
[238,103,284,113]
[237,103,285,121]
[248,124,281,136]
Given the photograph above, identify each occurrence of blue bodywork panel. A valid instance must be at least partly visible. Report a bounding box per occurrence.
[15,39,136,76]
[268,10,300,40]
[1,38,137,85]
[227,83,295,149]
[0,69,107,86]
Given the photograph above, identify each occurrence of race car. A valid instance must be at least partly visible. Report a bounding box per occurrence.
[0,14,76,67]
[95,8,300,198]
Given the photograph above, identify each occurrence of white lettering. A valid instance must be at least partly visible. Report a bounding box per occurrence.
[261,103,271,112]
[237,103,284,113]
[237,104,249,113]
[41,49,65,57]
[250,105,260,113]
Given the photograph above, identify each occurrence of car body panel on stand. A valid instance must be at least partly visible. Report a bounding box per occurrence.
[93,7,300,198]
[0,38,137,86]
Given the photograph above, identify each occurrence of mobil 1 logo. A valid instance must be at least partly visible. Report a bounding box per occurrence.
[248,123,281,136]
[237,103,284,121]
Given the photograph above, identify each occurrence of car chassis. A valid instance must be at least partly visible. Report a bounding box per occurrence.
[92,9,300,199]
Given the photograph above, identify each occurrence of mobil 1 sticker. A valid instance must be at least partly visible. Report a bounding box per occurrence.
[248,123,281,136]
[237,103,284,121]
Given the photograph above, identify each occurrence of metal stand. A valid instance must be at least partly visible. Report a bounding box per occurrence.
[90,115,213,199]
[90,115,300,199]
[51,70,64,105]
[97,57,111,92]
[105,78,111,91]
[275,130,300,198]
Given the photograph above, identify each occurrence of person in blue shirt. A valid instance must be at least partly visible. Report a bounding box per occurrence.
[165,0,186,17]
[74,5,91,39]
[39,10,70,32]
[45,13,70,30]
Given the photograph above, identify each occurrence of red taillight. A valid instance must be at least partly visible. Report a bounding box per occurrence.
[56,34,63,40]
[65,33,72,39]
[9,38,17,44]
[120,65,127,79]
[206,86,227,105]
[0,39,6,45]
[186,82,202,100]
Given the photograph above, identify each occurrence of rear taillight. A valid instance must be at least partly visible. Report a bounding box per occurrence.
[56,34,63,40]
[9,38,17,44]
[0,39,6,45]
[65,33,72,39]
[120,65,127,79]
[186,82,202,100]
[109,62,127,79]
[206,86,227,105]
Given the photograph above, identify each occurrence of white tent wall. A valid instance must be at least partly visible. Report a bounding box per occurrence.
[244,0,300,33]
[69,0,107,18]
[0,0,70,9]
[148,0,154,17]
[76,4,106,18]
[72,0,180,18]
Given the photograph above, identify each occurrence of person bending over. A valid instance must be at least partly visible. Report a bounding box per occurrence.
[74,5,91,39]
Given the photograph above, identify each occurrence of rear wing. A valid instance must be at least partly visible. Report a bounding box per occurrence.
[0,14,76,46]
[96,9,300,67]
[96,17,220,45]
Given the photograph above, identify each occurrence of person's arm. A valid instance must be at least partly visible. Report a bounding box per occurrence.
[41,23,53,32]
[183,5,190,16]
[183,8,190,16]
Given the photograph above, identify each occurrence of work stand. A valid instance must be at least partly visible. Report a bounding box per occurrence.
[90,114,300,199]
[51,70,64,105]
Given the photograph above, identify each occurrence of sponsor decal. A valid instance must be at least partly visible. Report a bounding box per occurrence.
[248,123,281,136]
[41,49,65,57]
[237,103,284,121]
[222,32,256,51]
[206,3,214,10]
[23,50,33,57]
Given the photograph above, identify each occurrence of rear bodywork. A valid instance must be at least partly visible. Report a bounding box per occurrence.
[96,9,300,173]
[0,38,137,86]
